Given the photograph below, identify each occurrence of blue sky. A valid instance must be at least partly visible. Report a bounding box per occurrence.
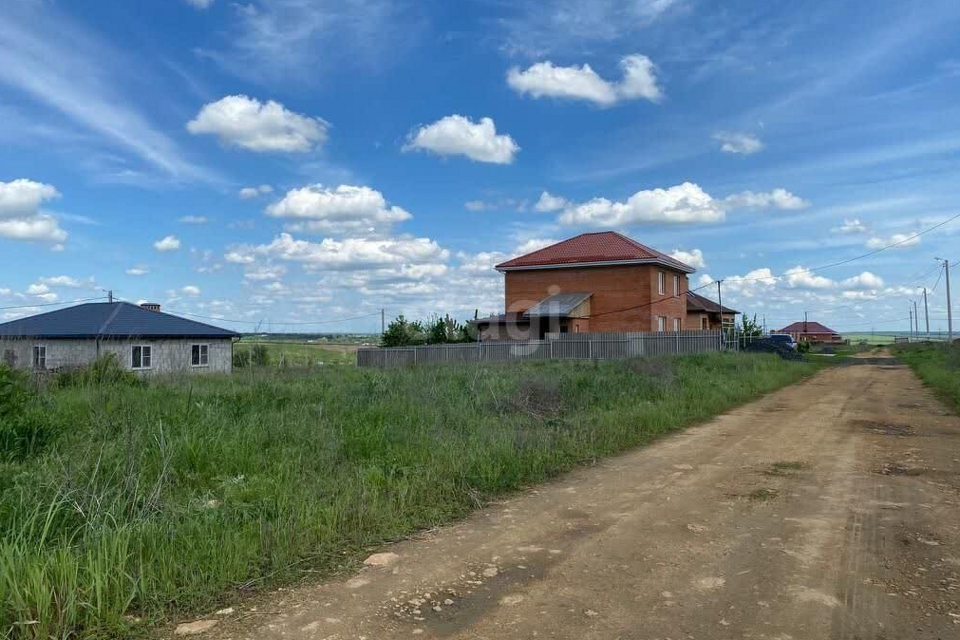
[2,0,960,333]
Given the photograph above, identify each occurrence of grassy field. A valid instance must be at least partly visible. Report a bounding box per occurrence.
[894,342,960,412]
[235,338,361,366]
[0,353,819,638]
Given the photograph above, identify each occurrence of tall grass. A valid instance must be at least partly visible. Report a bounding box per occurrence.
[0,353,818,638]
[894,341,960,412]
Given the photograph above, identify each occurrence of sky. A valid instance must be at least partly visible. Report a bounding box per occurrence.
[2,0,960,334]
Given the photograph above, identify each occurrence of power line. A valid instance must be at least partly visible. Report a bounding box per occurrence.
[163,308,383,327]
[0,296,108,311]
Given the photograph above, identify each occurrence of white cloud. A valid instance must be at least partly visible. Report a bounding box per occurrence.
[514,238,558,255]
[38,275,92,288]
[231,233,449,271]
[404,115,519,164]
[185,0,215,8]
[842,272,885,289]
[179,215,209,224]
[866,233,920,249]
[534,191,569,213]
[465,200,487,212]
[154,235,181,252]
[187,95,329,153]
[783,266,834,290]
[837,218,868,234]
[0,179,67,244]
[239,184,274,199]
[126,265,149,276]
[243,264,287,282]
[0,179,59,218]
[181,285,201,296]
[507,54,662,106]
[559,182,725,226]
[714,131,764,155]
[26,283,51,295]
[670,248,706,270]
[724,188,809,210]
[266,184,411,235]
[224,250,256,264]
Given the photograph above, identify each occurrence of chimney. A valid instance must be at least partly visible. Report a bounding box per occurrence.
[141,303,161,312]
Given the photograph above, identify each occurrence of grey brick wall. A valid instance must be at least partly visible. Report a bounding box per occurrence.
[0,338,233,375]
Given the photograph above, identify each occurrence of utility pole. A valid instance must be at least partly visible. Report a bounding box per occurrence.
[914,300,919,339]
[716,280,725,347]
[936,258,953,342]
[108,290,113,303]
[923,287,930,337]
[381,308,385,334]
[909,306,913,338]
[803,311,808,335]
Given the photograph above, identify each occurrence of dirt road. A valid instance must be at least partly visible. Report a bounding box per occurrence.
[208,357,960,639]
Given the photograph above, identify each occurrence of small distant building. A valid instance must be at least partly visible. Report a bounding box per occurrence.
[0,302,239,374]
[685,290,739,331]
[776,321,843,344]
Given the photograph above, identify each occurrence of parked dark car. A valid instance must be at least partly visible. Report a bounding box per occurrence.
[768,334,798,350]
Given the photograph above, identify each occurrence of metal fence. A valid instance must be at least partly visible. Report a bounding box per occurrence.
[356,330,723,368]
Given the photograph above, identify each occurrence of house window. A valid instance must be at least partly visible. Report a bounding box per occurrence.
[673,274,680,296]
[191,344,209,367]
[132,345,152,370]
[673,318,681,332]
[657,316,666,332]
[33,345,46,370]
[658,271,665,295]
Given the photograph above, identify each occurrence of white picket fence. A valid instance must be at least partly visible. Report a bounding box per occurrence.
[357,330,723,368]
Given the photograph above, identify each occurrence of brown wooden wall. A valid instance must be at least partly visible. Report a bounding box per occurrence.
[504,264,689,332]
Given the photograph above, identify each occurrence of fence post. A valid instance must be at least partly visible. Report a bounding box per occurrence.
[550,339,554,360]
[588,340,593,360]
[676,330,680,353]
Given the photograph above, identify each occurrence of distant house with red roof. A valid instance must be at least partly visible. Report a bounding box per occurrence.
[474,231,735,340]
[776,321,843,344]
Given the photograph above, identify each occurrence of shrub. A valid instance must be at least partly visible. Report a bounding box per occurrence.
[0,365,60,460]
[233,349,251,368]
[251,344,271,367]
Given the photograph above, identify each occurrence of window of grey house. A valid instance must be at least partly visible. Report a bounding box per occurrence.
[192,344,209,366]
[132,345,152,369]
[33,345,46,369]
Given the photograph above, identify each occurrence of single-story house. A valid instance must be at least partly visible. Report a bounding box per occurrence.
[685,290,740,331]
[0,301,239,374]
[474,231,718,340]
[776,321,843,344]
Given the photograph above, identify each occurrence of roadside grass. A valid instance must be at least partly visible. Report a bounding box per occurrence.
[0,352,818,638]
[893,342,960,413]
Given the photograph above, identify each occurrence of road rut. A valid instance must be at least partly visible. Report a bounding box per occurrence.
[208,357,960,639]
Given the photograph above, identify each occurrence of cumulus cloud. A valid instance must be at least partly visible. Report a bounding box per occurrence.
[783,266,834,290]
[243,264,287,282]
[866,232,920,249]
[126,265,149,276]
[181,285,201,296]
[38,275,93,288]
[507,54,662,106]
[0,179,67,244]
[724,188,809,210]
[837,218,868,234]
[187,95,329,153]
[266,184,412,235]
[713,131,764,155]
[179,215,209,224]
[559,182,725,226]
[239,184,274,199]
[670,248,706,270]
[404,115,519,164]
[154,235,181,252]
[184,0,215,7]
[534,191,568,213]
[842,272,884,289]
[229,233,450,271]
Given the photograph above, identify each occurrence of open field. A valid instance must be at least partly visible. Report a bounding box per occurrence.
[234,338,363,367]
[0,353,818,638]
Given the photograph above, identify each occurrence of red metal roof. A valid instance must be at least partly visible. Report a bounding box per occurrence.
[777,321,839,334]
[495,231,694,272]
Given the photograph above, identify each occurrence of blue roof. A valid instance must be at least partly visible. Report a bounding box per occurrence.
[0,302,239,339]
[525,292,592,318]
